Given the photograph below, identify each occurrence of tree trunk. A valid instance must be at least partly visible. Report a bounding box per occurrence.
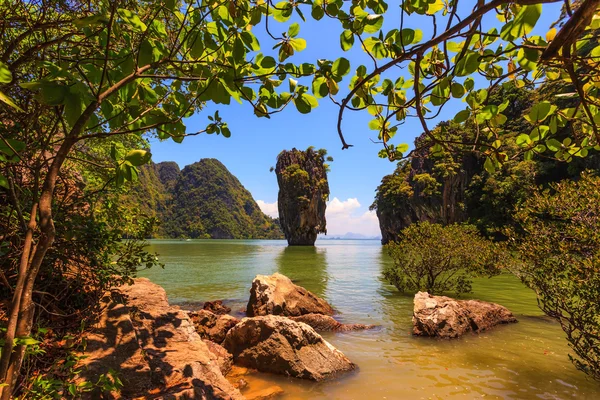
[0,136,74,399]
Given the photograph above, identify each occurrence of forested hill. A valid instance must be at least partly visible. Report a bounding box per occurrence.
[124,158,283,239]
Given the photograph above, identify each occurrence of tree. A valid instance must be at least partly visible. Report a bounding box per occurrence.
[384,222,505,295]
[512,172,600,380]
[2,0,600,395]
[0,0,325,396]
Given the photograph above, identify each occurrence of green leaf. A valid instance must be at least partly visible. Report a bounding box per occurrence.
[125,149,152,166]
[455,52,480,77]
[484,157,495,173]
[454,109,470,123]
[294,93,318,114]
[332,57,351,78]
[0,62,12,83]
[340,30,354,51]
[0,91,23,112]
[510,4,541,38]
[546,138,561,152]
[289,38,306,51]
[15,337,40,346]
[397,143,409,153]
[528,101,553,122]
[363,14,384,34]
[288,23,300,38]
[117,9,147,32]
[451,82,465,98]
[0,174,8,189]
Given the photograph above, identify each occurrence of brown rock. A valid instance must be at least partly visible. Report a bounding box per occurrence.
[246,273,334,317]
[77,278,243,399]
[204,300,232,315]
[190,309,240,343]
[412,291,517,338]
[223,315,355,381]
[205,340,233,376]
[290,313,377,332]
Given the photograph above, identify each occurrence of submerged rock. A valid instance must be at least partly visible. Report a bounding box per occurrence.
[246,273,334,317]
[78,278,242,399]
[189,309,240,344]
[275,148,330,246]
[223,315,355,381]
[290,313,377,332]
[412,291,517,338]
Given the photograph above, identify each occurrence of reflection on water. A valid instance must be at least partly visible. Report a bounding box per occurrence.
[276,246,329,298]
[142,239,600,399]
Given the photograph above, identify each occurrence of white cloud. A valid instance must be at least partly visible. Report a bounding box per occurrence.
[257,200,279,218]
[257,197,380,237]
[327,197,361,215]
[325,198,380,237]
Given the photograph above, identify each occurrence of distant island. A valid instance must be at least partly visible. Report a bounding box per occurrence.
[123,159,283,239]
[318,232,381,240]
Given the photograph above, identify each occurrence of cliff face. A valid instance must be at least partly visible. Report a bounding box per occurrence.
[275,148,330,246]
[123,159,283,239]
[372,140,480,245]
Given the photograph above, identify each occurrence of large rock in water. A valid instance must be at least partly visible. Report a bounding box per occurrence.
[77,278,243,399]
[222,315,355,381]
[246,273,334,317]
[275,148,330,246]
[412,291,517,338]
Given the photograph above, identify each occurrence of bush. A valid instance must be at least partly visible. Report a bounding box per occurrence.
[512,172,600,380]
[384,222,504,295]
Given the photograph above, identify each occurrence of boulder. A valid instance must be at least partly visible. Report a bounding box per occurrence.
[223,315,355,381]
[203,300,232,315]
[205,340,234,376]
[78,278,243,399]
[412,291,517,338]
[290,313,377,332]
[246,273,334,317]
[190,309,240,343]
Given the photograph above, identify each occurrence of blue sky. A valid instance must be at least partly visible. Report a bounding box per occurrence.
[148,3,562,236]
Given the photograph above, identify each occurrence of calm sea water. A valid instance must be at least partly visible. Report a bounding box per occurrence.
[140,239,600,399]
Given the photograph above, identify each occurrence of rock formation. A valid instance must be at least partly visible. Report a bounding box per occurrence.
[412,291,517,338]
[290,313,376,332]
[371,133,479,245]
[189,309,240,343]
[203,299,232,315]
[222,315,355,381]
[275,147,330,245]
[246,273,334,317]
[77,278,243,399]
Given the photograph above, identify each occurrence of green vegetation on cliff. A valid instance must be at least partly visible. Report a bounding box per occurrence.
[372,84,600,244]
[123,159,282,239]
[275,147,331,246]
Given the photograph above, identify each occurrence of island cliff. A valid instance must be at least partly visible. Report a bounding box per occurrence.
[275,148,330,246]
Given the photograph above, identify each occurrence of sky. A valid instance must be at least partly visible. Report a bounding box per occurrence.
[148,3,563,237]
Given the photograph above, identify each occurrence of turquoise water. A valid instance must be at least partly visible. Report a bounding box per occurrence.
[141,239,600,399]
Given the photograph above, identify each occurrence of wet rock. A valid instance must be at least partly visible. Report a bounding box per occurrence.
[246,273,334,317]
[275,148,330,246]
[290,313,377,332]
[78,278,243,399]
[190,309,240,343]
[204,300,232,315]
[412,291,517,338]
[223,315,355,381]
[205,340,233,376]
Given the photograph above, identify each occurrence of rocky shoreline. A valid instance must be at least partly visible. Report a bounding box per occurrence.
[76,275,517,399]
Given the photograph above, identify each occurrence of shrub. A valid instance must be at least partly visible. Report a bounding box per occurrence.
[384,222,504,295]
[512,172,600,380]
